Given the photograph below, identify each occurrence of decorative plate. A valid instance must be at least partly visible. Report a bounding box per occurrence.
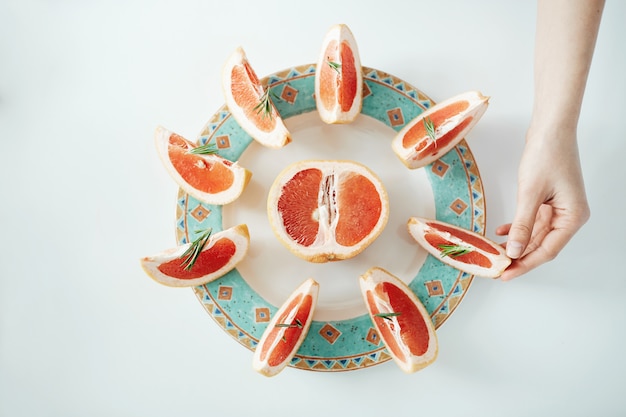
[175,65,485,372]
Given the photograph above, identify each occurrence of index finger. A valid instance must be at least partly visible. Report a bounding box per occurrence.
[499,225,575,281]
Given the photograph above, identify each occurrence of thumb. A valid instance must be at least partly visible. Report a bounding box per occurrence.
[506,196,542,259]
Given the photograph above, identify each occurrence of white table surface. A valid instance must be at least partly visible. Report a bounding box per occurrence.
[1,1,625,416]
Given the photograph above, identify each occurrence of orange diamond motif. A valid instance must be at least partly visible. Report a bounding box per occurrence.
[366,328,381,346]
[431,160,450,178]
[387,108,404,127]
[450,198,468,215]
[319,323,341,344]
[425,280,445,296]
[190,204,211,222]
[280,84,298,104]
[217,286,233,301]
[255,307,271,323]
[216,135,230,149]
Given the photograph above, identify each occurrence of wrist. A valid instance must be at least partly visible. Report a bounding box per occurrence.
[526,112,579,145]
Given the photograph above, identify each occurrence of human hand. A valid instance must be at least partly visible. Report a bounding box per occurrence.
[496,126,590,281]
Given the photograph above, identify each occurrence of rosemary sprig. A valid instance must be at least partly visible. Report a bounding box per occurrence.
[275,318,303,329]
[423,116,437,147]
[327,60,341,73]
[253,87,279,120]
[374,312,402,321]
[188,142,218,155]
[179,228,212,271]
[438,244,473,258]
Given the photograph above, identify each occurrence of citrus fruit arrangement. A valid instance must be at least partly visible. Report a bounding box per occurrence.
[267,159,389,263]
[141,23,507,375]
[359,267,438,373]
[314,24,363,124]
[253,278,319,377]
[141,224,250,287]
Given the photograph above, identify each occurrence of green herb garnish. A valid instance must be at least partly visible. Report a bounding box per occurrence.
[327,60,341,73]
[188,142,218,155]
[253,87,279,119]
[179,228,212,271]
[438,244,473,258]
[423,116,437,146]
[275,318,303,329]
[374,312,402,321]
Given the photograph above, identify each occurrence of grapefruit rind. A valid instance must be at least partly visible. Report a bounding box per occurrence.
[267,160,389,263]
[154,126,252,205]
[407,217,511,278]
[314,23,363,124]
[391,91,489,169]
[140,224,250,287]
[222,46,291,149]
[252,278,319,377]
[359,267,438,373]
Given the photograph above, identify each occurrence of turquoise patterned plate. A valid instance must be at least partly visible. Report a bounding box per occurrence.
[175,65,485,372]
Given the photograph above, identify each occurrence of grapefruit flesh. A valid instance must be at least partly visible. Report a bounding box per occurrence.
[140,224,250,287]
[230,61,276,133]
[154,126,251,205]
[392,91,489,169]
[268,160,389,263]
[359,267,438,373]
[222,47,291,149]
[258,293,314,367]
[277,168,323,247]
[319,40,359,112]
[167,133,235,194]
[157,237,236,279]
[253,278,319,377]
[407,217,511,278]
[315,24,363,124]
[401,100,470,149]
[334,172,381,246]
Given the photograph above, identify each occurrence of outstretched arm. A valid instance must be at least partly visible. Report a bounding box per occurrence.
[497,0,605,281]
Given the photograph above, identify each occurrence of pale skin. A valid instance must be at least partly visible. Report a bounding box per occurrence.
[497,0,605,281]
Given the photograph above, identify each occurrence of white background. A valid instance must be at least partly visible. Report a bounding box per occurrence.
[1,1,625,416]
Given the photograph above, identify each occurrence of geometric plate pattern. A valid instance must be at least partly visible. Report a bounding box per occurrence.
[175,64,486,372]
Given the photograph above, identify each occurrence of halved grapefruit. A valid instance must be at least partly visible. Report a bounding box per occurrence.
[252,278,319,377]
[140,224,250,287]
[359,267,438,373]
[314,23,363,124]
[222,46,291,149]
[407,217,511,278]
[391,91,489,169]
[267,160,389,263]
[154,126,251,205]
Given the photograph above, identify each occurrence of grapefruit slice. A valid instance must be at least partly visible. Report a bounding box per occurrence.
[252,278,319,377]
[407,217,511,278]
[222,46,291,149]
[154,126,251,205]
[391,91,489,169]
[359,267,438,373]
[314,23,363,124]
[140,224,250,287]
[267,160,389,263]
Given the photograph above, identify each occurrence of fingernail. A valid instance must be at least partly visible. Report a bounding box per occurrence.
[506,241,523,259]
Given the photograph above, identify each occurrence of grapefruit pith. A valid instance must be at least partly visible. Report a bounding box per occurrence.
[222,47,291,149]
[359,267,438,373]
[252,278,319,377]
[267,160,389,263]
[140,224,250,287]
[154,126,251,205]
[391,91,489,169]
[407,217,511,278]
[315,23,363,124]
